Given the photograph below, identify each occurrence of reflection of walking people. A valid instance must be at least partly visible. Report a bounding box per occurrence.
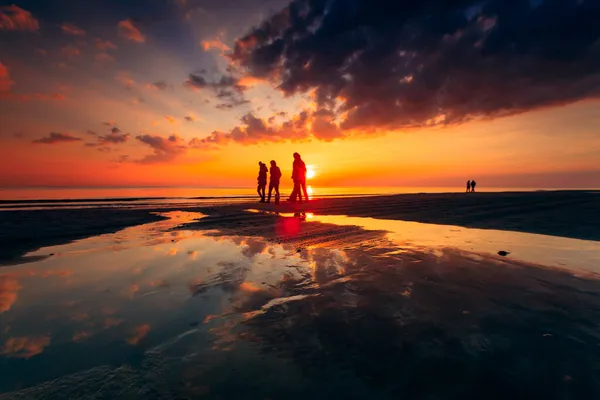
[267,160,281,204]
[466,180,471,193]
[257,161,268,202]
[471,180,477,192]
[289,152,308,203]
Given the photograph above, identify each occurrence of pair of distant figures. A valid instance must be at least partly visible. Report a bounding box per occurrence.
[466,180,477,192]
[257,152,309,204]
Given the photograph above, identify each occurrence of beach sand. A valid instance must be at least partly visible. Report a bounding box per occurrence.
[1,190,598,264]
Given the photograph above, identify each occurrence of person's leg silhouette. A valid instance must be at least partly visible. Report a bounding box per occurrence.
[300,180,308,202]
[274,182,280,204]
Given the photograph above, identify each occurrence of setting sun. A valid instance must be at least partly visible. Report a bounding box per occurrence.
[306,166,316,179]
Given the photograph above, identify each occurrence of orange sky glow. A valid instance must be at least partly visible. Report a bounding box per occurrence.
[0,1,599,190]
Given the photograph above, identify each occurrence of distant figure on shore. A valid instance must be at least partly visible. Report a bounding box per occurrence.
[267,160,281,204]
[466,180,471,192]
[289,152,308,203]
[257,161,268,202]
[471,180,477,192]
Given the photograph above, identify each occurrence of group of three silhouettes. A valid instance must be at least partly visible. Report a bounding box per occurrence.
[257,152,309,204]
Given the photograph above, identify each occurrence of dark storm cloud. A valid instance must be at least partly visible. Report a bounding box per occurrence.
[32,132,82,144]
[232,0,600,131]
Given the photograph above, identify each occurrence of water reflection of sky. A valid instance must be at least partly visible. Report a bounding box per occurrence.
[2,211,600,398]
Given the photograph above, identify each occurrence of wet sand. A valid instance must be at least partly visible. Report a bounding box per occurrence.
[1,190,598,265]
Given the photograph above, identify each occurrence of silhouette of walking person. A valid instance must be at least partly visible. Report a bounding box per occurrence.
[471,180,477,192]
[289,152,308,203]
[257,161,267,202]
[466,180,471,193]
[267,160,281,204]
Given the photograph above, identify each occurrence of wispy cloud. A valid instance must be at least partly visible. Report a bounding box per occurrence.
[95,39,117,51]
[60,23,85,36]
[118,19,145,43]
[0,5,39,31]
[33,132,82,144]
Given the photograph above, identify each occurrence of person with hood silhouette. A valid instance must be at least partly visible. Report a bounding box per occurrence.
[267,160,282,204]
[289,152,308,203]
[257,161,268,202]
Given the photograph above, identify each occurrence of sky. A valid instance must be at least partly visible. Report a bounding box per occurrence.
[0,0,599,189]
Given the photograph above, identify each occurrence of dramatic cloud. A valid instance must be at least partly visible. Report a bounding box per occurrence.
[0,5,39,31]
[95,39,117,51]
[184,73,250,109]
[231,0,600,133]
[0,62,13,92]
[135,134,187,163]
[33,132,82,144]
[60,23,85,36]
[118,19,145,43]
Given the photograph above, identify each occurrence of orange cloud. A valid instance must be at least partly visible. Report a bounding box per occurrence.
[95,39,118,51]
[126,324,151,345]
[201,34,230,53]
[0,5,39,31]
[165,116,176,124]
[239,281,261,293]
[238,76,266,88]
[61,23,85,36]
[0,62,13,92]
[1,335,51,358]
[0,275,21,313]
[118,19,145,43]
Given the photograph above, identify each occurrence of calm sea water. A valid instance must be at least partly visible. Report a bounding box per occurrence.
[0,186,585,201]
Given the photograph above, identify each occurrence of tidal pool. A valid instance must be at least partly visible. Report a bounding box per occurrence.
[1,211,600,399]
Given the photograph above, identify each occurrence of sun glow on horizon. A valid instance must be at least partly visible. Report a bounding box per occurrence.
[306,165,316,179]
